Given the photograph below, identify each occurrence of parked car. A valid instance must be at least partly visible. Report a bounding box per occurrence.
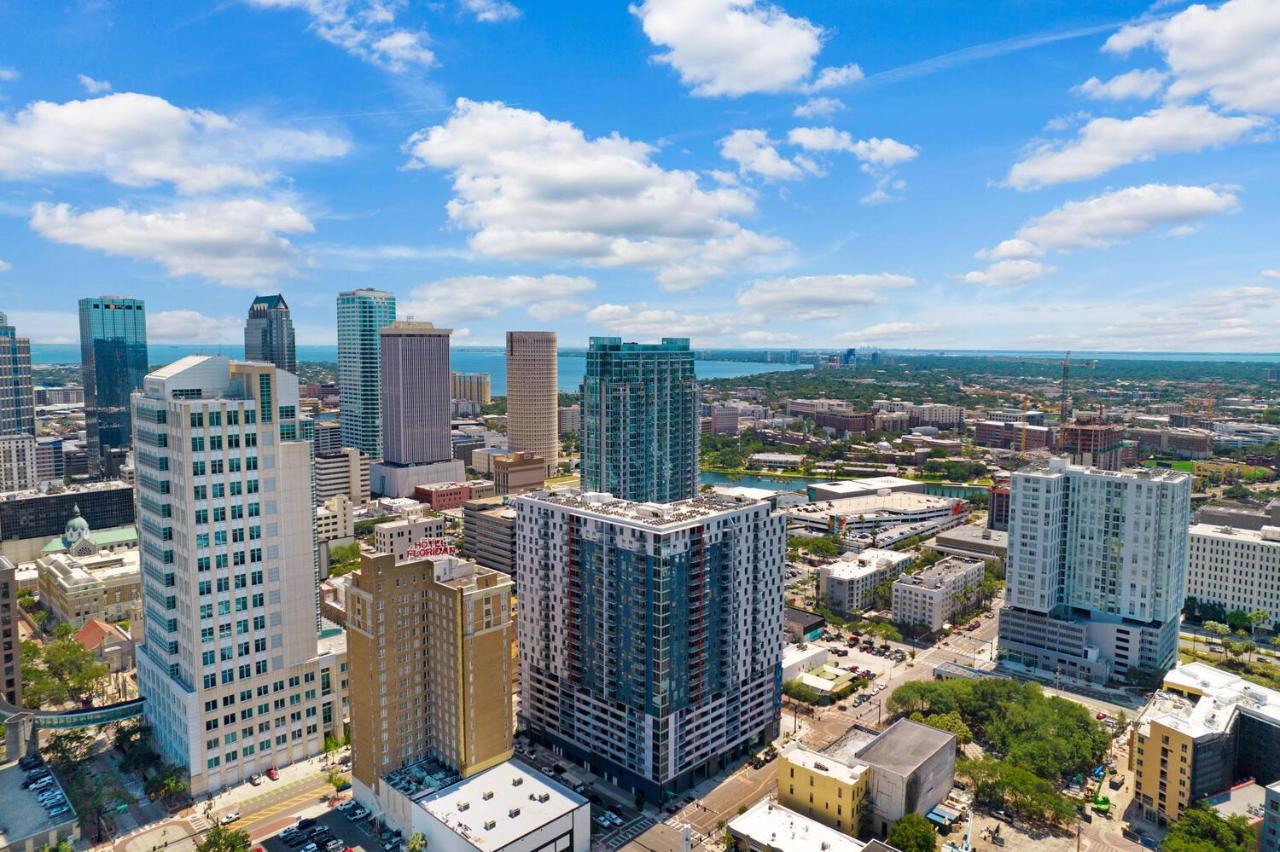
[325,841,345,852]
[301,843,318,852]
[221,811,242,825]
[19,755,44,770]
[298,818,317,830]
[336,781,351,792]
[250,774,263,786]
[266,768,280,780]
[280,827,301,843]
[47,807,70,818]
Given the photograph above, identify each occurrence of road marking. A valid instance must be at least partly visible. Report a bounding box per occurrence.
[243,784,329,829]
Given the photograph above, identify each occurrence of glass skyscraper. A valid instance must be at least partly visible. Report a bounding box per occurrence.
[78,296,148,476]
[336,289,396,459]
[0,313,34,437]
[243,294,296,374]
[580,337,699,503]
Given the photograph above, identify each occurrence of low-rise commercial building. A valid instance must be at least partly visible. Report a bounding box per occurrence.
[750,452,805,470]
[778,719,955,841]
[817,549,913,616]
[807,477,924,502]
[891,557,984,634]
[415,480,497,511]
[1130,662,1280,827]
[0,480,135,565]
[728,799,870,852]
[781,644,830,682]
[929,525,1007,562]
[316,494,356,543]
[376,760,589,852]
[74,617,134,672]
[1125,426,1214,459]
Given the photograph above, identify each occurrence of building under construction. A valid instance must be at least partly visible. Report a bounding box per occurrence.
[1058,421,1126,471]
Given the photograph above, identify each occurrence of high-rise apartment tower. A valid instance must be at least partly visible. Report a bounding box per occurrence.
[515,489,784,801]
[0,313,34,439]
[997,458,1190,684]
[580,337,698,503]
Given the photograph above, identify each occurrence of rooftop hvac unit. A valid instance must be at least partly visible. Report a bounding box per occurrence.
[508,808,521,818]
[482,790,494,800]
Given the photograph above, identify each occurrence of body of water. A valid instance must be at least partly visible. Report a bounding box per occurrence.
[698,471,827,493]
[29,344,805,395]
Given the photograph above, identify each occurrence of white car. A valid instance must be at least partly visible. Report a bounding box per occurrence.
[220,811,242,825]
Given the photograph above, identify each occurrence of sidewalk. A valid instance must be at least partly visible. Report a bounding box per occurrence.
[202,748,348,814]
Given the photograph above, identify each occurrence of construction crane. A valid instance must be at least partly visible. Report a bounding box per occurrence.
[1058,350,1097,425]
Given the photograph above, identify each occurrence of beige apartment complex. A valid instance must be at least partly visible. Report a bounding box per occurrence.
[346,547,514,801]
[505,332,558,476]
[461,497,516,576]
[451,372,491,406]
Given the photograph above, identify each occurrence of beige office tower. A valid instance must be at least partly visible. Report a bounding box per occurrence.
[505,332,558,476]
[347,548,514,801]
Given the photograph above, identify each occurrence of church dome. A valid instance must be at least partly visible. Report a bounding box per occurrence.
[62,504,91,547]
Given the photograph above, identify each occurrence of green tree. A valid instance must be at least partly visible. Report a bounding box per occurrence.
[329,542,362,577]
[1161,803,1254,852]
[910,711,973,746]
[196,825,252,852]
[406,833,428,852]
[38,842,75,852]
[46,728,94,770]
[886,812,937,852]
[21,635,109,708]
[327,768,350,793]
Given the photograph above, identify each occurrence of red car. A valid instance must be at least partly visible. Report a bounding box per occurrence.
[1095,712,1108,721]
[266,768,279,780]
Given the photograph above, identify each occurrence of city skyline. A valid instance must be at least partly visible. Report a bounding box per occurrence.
[1,1,1278,353]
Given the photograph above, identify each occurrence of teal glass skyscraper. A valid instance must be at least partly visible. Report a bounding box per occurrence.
[337,289,396,459]
[580,337,699,503]
[78,296,148,476]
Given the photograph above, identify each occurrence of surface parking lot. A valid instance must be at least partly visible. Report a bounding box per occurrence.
[260,806,391,852]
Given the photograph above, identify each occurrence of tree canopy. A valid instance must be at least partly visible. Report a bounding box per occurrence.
[196,826,252,852]
[886,812,936,852]
[1161,804,1255,852]
[21,635,109,708]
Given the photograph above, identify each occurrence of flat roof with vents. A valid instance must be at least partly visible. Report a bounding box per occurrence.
[418,760,586,850]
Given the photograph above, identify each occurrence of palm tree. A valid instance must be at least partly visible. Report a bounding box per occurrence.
[406,833,427,852]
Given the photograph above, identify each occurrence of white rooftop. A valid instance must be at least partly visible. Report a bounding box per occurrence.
[789,491,958,518]
[418,759,586,850]
[518,489,769,529]
[822,548,912,580]
[810,476,921,496]
[779,742,868,785]
[729,800,866,852]
[1140,662,1280,740]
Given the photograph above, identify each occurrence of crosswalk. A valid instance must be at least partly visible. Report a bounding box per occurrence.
[602,816,655,850]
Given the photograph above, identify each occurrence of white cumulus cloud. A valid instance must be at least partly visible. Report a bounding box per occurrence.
[1105,0,1280,113]
[244,0,436,72]
[0,259,10,272]
[629,0,861,97]
[461,0,520,22]
[836,322,941,343]
[400,275,595,325]
[29,199,314,287]
[586,303,736,340]
[793,97,844,118]
[0,92,348,194]
[720,129,804,180]
[737,273,916,321]
[1072,69,1167,101]
[961,183,1238,287]
[77,74,112,94]
[403,98,787,290]
[149,310,244,344]
[1006,104,1265,190]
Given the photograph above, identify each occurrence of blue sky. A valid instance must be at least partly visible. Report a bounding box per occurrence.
[1,0,1278,351]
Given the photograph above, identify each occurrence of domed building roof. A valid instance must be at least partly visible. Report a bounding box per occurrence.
[62,504,91,548]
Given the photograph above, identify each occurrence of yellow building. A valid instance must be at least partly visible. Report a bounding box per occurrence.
[777,741,869,837]
[1130,662,1280,827]
[347,546,514,800]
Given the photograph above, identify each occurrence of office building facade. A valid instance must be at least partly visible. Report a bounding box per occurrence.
[347,548,513,800]
[133,356,346,795]
[506,332,558,476]
[1187,523,1280,631]
[579,338,698,504]
[0,313,34,438]
[515,489,784,801]
[314,447,370,504]
[1,556,20,707]
[244,294,297,374]
[998,458,1191,684]
[337,289,396,459]
[0,434,38,492]
[380,322,452,466]
[79,297,149,476]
